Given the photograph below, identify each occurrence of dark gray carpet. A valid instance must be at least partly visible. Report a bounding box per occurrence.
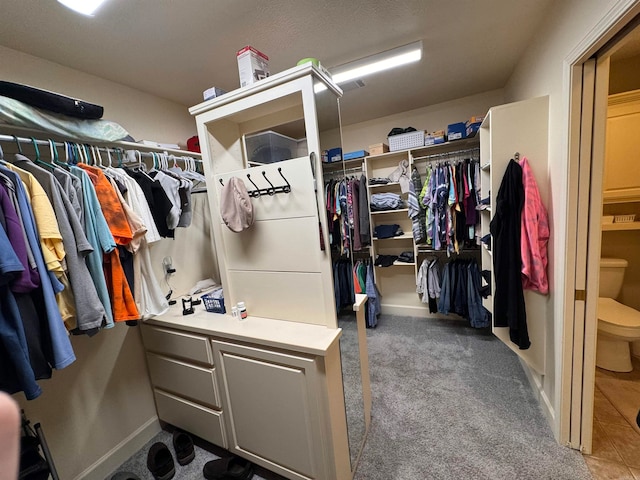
[351,314,592,480]
[109,314,592,480]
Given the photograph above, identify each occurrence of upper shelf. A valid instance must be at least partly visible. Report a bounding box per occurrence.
[601,222,640,231]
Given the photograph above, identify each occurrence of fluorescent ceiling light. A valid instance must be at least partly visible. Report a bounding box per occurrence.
[56,0,109,16]
[332,41,422,84]
[314,41,422,93]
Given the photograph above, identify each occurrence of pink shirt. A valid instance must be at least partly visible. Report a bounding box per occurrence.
[519,157,549,294]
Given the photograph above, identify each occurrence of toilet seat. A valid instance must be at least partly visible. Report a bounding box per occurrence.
[598,297,640,339]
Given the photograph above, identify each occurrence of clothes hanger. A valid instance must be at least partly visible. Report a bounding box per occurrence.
[12,135,23,155]
[30,137,54,170]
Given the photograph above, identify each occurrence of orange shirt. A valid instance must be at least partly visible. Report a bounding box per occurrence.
[78,164,140,322]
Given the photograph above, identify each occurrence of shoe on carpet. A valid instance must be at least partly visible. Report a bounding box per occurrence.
[172,430,195,465]
[203,456,254,480]
[146,442,175,480]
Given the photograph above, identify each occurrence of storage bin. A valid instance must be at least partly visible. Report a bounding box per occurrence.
[245,130,298,164]
[201,293,226,314]
[614,214,636,223]
[388,130,425,151]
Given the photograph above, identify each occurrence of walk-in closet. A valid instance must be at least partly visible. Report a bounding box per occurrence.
[1,2,639,480]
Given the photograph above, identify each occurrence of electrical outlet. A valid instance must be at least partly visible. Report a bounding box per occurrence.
[162,256,176,274]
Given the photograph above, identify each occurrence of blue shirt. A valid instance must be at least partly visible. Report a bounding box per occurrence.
[0,166,76,369]
[71,166,116,327]
[0,211,42,399]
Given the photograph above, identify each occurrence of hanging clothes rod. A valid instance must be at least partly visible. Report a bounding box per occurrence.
[323,166,364,177]
[0,133,201,160]
[412,147,480,163]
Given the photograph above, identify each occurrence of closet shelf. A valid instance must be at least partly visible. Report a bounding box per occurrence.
[481,162,491,170]
[368,182,401,190]
[482,244,492,256]
[373,233,414,241]
[370,208,409,215]
[601,221,640,231]
[375,261,416,267]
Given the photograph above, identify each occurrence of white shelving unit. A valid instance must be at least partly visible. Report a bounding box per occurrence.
[364,137,481,316]
[480,96,549,375]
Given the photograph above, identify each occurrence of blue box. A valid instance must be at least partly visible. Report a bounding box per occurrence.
[425,133,446,146]
[325,147,342,163]
[466,121,482,138]
[343,150,369,161]
[447,122,466,141]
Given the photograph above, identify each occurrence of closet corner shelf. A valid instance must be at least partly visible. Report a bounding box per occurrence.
[371,208,409,215]
[482,244,492,256]
[481,162,491,170]
[373,233,414,241]
[601,222,640,231]
[480,206,492,213]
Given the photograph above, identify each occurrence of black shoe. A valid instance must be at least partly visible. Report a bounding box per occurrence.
[172,430,195,466]
[636,409,640,428]
[147,442,175,480]
[203,456,254,480]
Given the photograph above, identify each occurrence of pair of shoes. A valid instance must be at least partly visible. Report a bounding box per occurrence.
[203,456,254,480]
[147,431,195,480]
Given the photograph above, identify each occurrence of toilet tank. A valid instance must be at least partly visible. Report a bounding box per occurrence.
[599,258,628,298]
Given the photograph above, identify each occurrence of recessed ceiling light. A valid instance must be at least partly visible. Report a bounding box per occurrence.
[56,0,109,16]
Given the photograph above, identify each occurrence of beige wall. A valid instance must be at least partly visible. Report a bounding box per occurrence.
[2,45,203,479]
[504,0,624,438]
[339,89,504,152]
[0,45,196,147]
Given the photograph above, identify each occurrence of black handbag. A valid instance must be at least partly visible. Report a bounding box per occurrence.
[0,81,104,120]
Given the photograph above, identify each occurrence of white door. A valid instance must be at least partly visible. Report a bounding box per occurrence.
[567,55,610,453]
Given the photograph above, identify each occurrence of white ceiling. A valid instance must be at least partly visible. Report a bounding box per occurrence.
[0,0,555,127]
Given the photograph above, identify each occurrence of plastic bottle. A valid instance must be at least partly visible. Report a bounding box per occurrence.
[237,302,248,320]
[231,306,238,319]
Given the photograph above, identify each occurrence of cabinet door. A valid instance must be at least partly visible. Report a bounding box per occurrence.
[212,340,326,480]
[604,93,640,202]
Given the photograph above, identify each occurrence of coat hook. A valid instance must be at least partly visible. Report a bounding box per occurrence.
[219,178,224,187]
[262,171,275,195]
[246,173,260,197]
[278,167,291,193]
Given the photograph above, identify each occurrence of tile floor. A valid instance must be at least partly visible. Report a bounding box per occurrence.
[584,356,640,480]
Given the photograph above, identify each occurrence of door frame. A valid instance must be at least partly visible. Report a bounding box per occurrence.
[561,0,640,451]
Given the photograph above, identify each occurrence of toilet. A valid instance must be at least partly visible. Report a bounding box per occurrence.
[597,258,640,372]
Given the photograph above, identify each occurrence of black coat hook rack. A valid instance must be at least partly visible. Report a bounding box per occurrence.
[219,167,291,198]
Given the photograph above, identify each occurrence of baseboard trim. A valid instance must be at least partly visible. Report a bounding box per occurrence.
[518,357,557,437]
[73,416,161,480]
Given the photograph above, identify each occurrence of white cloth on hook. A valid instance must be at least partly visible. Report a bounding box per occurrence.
[387,159,411,193]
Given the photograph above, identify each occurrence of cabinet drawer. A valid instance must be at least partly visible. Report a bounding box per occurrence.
[147,353,220,408]
[141,324,212,365]
[154,389,226,449]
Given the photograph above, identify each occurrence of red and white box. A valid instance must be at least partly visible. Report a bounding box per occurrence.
[237,46,270,88]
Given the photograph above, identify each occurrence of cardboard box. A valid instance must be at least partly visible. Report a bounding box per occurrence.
[468,115,485,124]
[203,86,227,101]
[325,147,342,163]
[425,132,446,145]
[465,121,482,138]
[447,122,466,141]
[237,46,270,88]
[369,143,389,155]
[343,150,369,160]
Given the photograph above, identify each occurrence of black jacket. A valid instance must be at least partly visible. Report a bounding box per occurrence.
[490,159,530,350]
